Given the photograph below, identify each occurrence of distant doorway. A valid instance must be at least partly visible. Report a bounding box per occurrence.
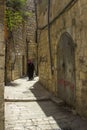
[57,32,75,106]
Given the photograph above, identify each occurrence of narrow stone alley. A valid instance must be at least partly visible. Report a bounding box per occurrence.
[5,77,87,130]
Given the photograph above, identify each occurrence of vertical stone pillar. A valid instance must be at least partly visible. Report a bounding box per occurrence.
[0,0,5,129]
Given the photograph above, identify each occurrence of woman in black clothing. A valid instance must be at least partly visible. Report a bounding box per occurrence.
[27,60,34,80]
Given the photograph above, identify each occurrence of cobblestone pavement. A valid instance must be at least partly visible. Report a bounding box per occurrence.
[5,77,87,130]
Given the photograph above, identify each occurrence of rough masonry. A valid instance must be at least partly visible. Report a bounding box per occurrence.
[6,0,37,82]
[37,0,87,117]
[0,0,5,129]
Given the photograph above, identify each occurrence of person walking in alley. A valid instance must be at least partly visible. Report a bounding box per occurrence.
[27,59,35,80]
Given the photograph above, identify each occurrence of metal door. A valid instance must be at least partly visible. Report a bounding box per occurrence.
[57,33,75,106]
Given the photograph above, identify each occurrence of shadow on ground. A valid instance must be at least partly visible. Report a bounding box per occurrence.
[29,81,50,100]
[5,82,20,87]
[30,81,87,130]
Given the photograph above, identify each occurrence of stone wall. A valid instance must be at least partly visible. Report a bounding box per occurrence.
[6,23,27,82]
[0,0,5,129]
[12,24,27,80]
[37,0,87,117]
[6,0,37,81]
[26,0,37,74]
[26,0,36,43]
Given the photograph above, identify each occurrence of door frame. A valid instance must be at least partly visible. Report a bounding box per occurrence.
[57,32,76,107]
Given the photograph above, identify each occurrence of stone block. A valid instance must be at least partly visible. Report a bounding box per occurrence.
[0,99,4,130]
[84,50,87,56]
[0,57,5,67]
[0,32,4,42]
[0,84,4,99]
[0,121,4,130]
[80,71,87,80]
[0,70,4,82]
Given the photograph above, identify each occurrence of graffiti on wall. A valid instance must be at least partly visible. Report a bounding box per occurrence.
[58,79,74,90]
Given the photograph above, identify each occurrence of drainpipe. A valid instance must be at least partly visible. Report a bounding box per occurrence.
[38,0,78,30]
[48,0,53,74]
[34,0,38,75]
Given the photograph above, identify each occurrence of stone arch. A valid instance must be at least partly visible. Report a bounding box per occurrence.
[57,32,75,106]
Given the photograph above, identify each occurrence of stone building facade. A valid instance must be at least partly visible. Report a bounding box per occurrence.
[0,0,5,129]
[37,0,87,117]
[26,0,37,74]
[6,0,37,82]
[6,24,27,82]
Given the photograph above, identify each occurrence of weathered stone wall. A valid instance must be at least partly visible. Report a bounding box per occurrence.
[37,0,87,117]
[6,0,37,81]
[0,0,5,129]
[26,0,37,73]
[12,24,27,80]
[6,23,27,81]
[28,43,37,73]
[26,0,36,43]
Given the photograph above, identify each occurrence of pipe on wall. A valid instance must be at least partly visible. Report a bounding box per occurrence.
[48,0,53,75]
[38,0,78,30]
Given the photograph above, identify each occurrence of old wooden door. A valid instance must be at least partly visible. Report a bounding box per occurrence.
[57,33,75,106]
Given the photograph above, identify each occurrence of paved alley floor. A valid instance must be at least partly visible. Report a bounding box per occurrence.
[5,77,87,130]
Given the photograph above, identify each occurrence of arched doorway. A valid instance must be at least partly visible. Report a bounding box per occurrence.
[57,32,75,106]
